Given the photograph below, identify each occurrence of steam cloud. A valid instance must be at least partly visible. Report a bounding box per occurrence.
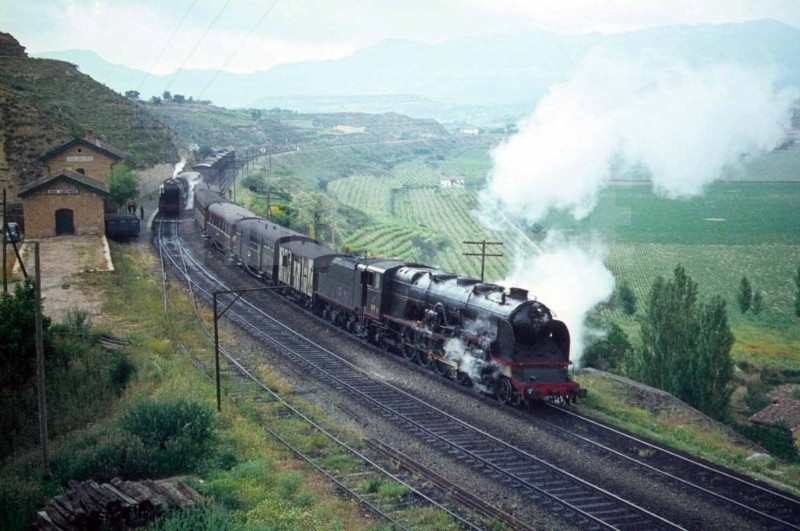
[486,50,797,223]
[500,234,614,359]
[481,50,796,363]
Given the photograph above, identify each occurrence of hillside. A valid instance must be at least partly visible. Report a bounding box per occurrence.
[0,33,177,198]
[145,103,450,152]
[35,19,800,120]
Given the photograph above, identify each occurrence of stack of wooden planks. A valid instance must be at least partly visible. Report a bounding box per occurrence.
[34,477,204,530]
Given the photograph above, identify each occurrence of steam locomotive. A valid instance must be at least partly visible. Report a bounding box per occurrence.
[193,182,585,405]
[158,173,194,216]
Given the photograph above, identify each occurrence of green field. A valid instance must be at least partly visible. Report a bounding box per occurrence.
[266,139,800,352]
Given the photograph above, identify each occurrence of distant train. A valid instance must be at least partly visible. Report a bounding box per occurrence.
[193,182,585,405]
[158,173,194,216]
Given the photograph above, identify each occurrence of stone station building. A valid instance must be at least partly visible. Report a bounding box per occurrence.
[18,134,127,238]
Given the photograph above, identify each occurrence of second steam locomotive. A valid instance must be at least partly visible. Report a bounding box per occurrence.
[192,180,585,405]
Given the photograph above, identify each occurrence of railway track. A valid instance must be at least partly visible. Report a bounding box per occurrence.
[154,217,519,530]
[155,216,686,530]
[538,403,800,529]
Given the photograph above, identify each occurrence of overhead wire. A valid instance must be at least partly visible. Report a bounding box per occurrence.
[136,0,199,93]
[196,0,280,101]
[163,0,234,93]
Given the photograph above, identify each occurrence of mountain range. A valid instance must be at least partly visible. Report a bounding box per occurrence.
[33,19,800,123]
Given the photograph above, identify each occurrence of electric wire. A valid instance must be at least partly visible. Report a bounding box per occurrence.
[136,0,199,93]
[196,0,280,100]
[163,0,233,93]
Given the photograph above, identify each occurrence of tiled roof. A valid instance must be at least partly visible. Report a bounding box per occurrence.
[749,399,800,431]
[18,168,109,198]
[38,133,128,163]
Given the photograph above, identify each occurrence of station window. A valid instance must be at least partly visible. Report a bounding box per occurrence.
[76,168,85,175]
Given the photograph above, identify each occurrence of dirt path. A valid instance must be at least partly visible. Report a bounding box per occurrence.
[10,235,112,324]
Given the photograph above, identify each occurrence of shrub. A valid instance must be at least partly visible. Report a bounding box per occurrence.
[733,421,798,462]
[743,384,772,414]
[377,482,410,504]
[108,353,136,396]
[149,504,231,531]
[0,477,57,531]
[244,498,319,530]
[50,429,150,481]
[275,472,302,498]
[120,398,215,476]
[62,308,93,340]
[293,489,316,508]
[582,322,631,373]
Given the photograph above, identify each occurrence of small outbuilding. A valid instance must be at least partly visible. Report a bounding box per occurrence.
[18,169,109,238]
[18,133,127,238]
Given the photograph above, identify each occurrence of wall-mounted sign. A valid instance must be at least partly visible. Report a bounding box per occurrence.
[47,189,80,195]
[67,156,93,162]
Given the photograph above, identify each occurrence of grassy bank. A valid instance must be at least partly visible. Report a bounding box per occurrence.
[575,372,800,494]
[0,242,383,530]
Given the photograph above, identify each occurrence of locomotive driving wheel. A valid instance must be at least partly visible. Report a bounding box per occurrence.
[402,330,418,362]
[418,349,435,369]
[496,377,517,405]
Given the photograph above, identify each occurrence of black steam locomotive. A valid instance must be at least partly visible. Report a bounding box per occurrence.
[193,182,585,405]
[158,172,194,216]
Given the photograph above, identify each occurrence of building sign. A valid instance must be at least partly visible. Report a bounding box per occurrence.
[67,156,93,162]
[47,189,80,195]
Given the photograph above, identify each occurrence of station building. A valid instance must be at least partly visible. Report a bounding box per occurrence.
[18,133,127,238]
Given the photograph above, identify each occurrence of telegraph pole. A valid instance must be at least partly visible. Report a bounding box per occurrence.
[463,240,504,282]
[34,242,51,478]
[266,150,272,220]
[3,188,7,293]
[212,286,283,411]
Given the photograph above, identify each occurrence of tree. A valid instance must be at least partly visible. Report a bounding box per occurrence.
[794,265,800,317]
[626,264,735,419]
[149,95,162,105]
[627,264,698,393]
[410,233,449,263]
[737,275,752,314]
[163,90,172,101]
[582,322,631,372]
[173,94,186,104]
[690,295,735,418]
[124,90,140,100]
[292,191,332,240]
[752,291,764,315]
[0,278,52,388]
[617,280,637,315]
[107,164,140,211]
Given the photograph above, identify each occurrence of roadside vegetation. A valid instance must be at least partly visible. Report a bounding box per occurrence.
[0,243,386,530]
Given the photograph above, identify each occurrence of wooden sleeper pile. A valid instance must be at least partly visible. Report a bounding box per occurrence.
[34,478,204,530]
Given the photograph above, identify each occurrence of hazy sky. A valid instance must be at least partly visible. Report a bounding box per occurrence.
[3,0,800,74]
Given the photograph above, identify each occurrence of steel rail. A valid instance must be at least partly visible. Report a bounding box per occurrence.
[162,221,685,531]
[155,217,482,530]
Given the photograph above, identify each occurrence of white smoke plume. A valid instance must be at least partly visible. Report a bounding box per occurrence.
[500,234,614,363]
[481,49,796,364]
[172,157,186,178]
[486,49,797,223]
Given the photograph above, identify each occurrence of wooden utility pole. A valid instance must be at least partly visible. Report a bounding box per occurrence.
[3,188,7,293]
[266,150,272,220]
[463,240,504,283]
[34,242,51,478]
